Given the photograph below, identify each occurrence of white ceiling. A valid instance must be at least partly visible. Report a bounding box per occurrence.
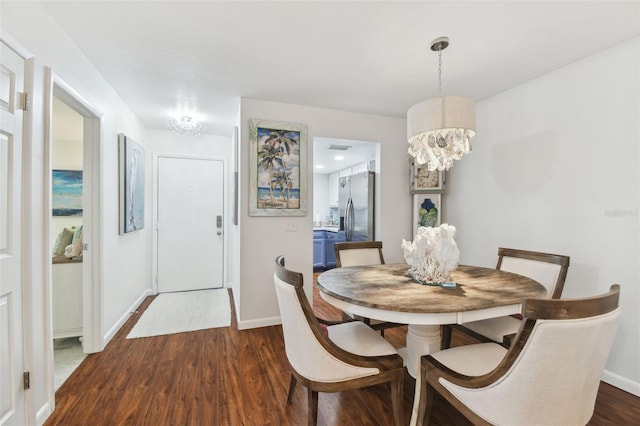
[41,1,639,139]
[313,137,378,175]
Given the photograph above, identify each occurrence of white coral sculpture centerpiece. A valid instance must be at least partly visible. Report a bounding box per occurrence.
[402,224,460,284]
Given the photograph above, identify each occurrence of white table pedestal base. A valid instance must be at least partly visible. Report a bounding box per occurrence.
[405,324,442,426]
[406,324,442,377]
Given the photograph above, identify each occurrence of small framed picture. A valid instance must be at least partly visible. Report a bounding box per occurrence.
[410,158,444,193]
[413,194,442,235]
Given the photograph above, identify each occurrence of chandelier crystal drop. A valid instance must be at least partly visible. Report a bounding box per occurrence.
[168,115,205,136]
[408,126,474,171]
[407,37,475,171]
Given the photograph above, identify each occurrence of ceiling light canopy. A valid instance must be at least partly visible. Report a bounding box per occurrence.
[407,37,476,171]
[168,114,205,137]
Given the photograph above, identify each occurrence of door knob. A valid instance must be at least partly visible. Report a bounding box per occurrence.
[217,231,222,236]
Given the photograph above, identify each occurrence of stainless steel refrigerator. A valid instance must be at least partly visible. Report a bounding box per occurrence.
[338,171,375,241]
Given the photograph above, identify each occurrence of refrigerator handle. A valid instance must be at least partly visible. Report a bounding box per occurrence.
[345,198,354,241]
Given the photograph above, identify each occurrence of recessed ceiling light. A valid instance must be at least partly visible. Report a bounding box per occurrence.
[334,155,344,161]
[316,164,324,169]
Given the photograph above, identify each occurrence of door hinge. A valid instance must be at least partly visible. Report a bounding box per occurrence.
[18,92,29,111]
[23,371,30,390]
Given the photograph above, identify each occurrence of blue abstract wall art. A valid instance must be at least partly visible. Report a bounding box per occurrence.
[52,169,83,216]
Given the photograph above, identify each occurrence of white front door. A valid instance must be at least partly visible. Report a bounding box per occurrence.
[0,40,26,426]
[157,156,224,293]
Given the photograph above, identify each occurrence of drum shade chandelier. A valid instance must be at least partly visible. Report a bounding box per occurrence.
[407,37,476,171]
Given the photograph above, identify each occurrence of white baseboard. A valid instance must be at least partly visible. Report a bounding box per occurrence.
[103,289,152,345]
[36,401,53,425]
[602,369,640,397]
[236,315,281,330]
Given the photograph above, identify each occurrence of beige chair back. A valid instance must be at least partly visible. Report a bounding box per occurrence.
[439,285,620,425]
[335,241,384,267]
[497,247,570,298]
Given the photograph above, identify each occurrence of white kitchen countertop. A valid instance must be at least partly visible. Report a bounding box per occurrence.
[313,226,340,232]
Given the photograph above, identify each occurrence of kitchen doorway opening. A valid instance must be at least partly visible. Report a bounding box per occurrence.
[312,137,380,271]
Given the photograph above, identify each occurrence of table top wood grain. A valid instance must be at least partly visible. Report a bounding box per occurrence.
[317,263,546,314]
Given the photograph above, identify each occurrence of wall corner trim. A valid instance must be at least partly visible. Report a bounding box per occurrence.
[103,289,152,346]
[236,316,281,331]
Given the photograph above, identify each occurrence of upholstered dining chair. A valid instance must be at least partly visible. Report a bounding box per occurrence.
[441,247,570,349]
[418,284,621,426]
[334,241,404,336]
[273,256,404,426]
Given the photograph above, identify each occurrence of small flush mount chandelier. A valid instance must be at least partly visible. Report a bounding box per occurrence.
[168,114,205,136]
[407,36,476,171]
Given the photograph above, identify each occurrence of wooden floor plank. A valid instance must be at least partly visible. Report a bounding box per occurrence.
[44,281,640,425]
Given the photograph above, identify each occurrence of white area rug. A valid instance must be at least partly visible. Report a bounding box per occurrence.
[126,289,231,339]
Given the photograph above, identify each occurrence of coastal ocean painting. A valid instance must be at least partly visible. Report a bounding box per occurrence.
[52,170,83,216]
[119,134,145,234]
[249,119,307,217]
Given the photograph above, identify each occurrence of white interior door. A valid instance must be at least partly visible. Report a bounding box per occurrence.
[0,40,26,426]
[157,156,224,292]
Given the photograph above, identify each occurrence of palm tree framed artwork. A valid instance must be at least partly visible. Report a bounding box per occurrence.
[249,119,308,216]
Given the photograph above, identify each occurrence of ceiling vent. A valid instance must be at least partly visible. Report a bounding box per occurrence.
[329,144,351,151]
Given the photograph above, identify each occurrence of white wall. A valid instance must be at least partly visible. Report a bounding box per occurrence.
[149,129,232,156]
[312,173,330,224]
[446,38,640,395]
[235,99,409,329]
[2,3,152,422]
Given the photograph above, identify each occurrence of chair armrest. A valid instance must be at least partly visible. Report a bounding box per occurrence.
[311,317,404,371]
[422,319,538,391]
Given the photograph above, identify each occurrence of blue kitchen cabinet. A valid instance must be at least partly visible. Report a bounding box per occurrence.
[324,231,342,269]
[313,230,326,268]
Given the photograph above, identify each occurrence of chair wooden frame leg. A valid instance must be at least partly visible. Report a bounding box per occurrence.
[416,361,435,425]
[287,373,297,405]
[390,373,404,426]
[308,388,318,426]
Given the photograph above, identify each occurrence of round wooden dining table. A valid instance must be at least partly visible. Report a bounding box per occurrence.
[317,263,546,426]
[317,263,547,424]
[317,263,546,373]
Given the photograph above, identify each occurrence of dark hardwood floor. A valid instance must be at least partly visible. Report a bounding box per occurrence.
[45,278,640,425]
